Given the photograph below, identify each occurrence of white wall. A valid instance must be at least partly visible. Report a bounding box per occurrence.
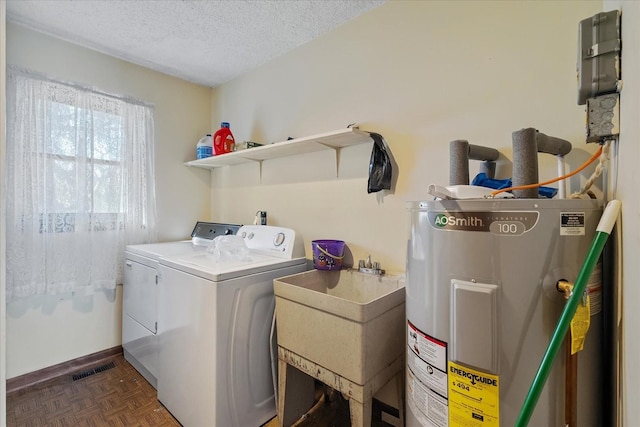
[605,1,640,425]
[1,1,7,422]
[210,1,603,274]
[5,23,213,378]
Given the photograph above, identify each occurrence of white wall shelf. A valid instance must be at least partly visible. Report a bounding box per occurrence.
[184,127,372,169]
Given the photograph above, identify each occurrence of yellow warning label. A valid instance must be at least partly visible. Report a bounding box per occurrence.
[571,294,591,355]
[448,361,499,426]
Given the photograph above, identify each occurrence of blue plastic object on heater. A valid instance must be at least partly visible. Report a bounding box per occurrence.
[472,173,557,198]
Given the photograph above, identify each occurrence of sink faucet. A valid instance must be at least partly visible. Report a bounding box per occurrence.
[358,255,385,275]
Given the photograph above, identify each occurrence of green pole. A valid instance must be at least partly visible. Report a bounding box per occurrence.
[515,200,621,427]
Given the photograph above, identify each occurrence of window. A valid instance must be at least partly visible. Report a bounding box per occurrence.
[6,68,157,300]
[41,99,124,233]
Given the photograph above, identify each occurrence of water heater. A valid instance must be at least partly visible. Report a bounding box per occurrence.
[405,198,602,426]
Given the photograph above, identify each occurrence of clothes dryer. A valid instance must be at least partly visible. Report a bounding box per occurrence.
[122,222,241,388]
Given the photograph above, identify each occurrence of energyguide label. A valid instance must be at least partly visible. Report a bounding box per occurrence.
[448,361,500,426]
[407,322,501,426]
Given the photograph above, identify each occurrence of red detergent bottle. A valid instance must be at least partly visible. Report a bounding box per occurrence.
[213,122,235,155]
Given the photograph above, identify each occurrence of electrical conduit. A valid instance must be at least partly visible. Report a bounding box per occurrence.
[515,199,622,427]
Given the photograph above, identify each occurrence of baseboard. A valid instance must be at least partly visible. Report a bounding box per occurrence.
[6,346,122,394]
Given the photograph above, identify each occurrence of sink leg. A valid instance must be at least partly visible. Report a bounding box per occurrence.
[349,397,372,427]
[278,357,315,427]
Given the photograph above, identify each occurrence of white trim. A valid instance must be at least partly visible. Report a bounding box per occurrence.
[1,1,8,424]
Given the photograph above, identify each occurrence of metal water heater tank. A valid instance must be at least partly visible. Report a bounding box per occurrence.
[406,198,602,426]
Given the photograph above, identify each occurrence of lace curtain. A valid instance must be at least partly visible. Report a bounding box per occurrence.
[6,68,158,301]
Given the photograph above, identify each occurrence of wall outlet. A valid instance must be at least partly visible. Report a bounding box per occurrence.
[586,93,620,143]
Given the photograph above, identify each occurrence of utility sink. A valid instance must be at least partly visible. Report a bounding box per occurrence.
[274,269,406,385]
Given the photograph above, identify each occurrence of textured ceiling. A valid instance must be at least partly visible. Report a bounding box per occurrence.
[6,0,385,87]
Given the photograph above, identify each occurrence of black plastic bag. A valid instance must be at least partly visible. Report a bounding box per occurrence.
[367,132,393,193]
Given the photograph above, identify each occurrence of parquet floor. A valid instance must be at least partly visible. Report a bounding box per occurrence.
[5,353,383,427]
[6,354,180,427]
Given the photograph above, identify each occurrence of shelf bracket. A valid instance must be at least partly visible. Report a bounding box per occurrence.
[245,158,264,183]
[315,141,341,177]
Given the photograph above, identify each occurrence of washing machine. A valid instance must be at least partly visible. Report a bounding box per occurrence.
[122,222,241,388]
[156,224,308,427]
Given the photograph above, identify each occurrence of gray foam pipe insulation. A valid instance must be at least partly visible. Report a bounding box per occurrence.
[512,127,572,198]
[449,139,500,186]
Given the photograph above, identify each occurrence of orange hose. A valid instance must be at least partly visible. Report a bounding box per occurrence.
[490,146,604,197]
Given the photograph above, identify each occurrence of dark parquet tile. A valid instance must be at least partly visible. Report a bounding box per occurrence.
[6,354,180,427]
[7,353,386,427]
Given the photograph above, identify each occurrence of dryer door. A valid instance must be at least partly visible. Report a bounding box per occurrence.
[124,258,157,333]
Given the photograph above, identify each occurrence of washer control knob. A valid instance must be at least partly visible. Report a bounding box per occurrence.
[247,232,255,240]
[273,232,285,246]
[240,232,247,238]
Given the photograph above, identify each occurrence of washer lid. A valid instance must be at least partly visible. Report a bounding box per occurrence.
[126,240,199,261]
[159,251,307,282]
[125,222,243,260]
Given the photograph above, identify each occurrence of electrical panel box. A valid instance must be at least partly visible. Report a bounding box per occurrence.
[577,10,621,105]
